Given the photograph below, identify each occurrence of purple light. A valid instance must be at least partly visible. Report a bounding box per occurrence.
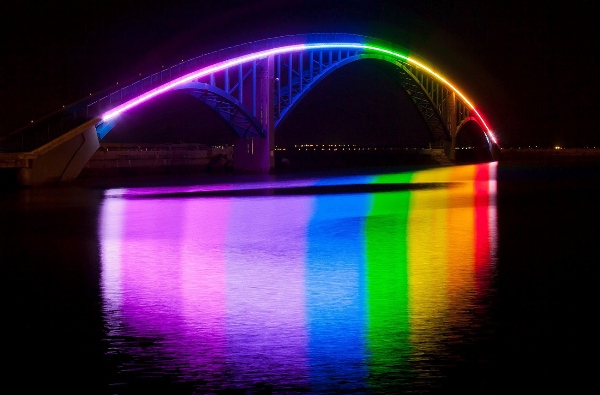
[102,43,366,122]
[103,44,306,121]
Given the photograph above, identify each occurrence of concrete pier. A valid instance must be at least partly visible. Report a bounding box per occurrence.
[232,55,275,174]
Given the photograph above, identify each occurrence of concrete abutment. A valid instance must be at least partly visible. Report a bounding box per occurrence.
[15,119,100,187]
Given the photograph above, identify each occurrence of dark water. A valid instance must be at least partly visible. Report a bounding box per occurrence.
[1,158,598,394]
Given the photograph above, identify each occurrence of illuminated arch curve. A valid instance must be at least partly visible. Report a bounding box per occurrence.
[93,33,497,150]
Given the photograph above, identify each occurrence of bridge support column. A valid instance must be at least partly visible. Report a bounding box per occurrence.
[234,55,275,173]
[444,91,457,161]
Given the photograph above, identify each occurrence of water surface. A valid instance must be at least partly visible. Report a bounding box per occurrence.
[2,160,597,394]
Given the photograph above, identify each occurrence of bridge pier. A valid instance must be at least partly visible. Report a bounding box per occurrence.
[233,136,272,173]
[445,91,457,161]
[233,55,275,174]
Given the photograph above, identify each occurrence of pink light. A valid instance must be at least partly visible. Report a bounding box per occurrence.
[103,44,302,121]
[102,43,363,122]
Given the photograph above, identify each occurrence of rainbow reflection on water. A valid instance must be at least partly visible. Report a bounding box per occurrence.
[99,162,497,393]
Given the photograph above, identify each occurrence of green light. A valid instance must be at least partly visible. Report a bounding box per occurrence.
[366,172,414,390]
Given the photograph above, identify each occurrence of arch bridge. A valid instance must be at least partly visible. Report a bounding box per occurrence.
[0,33,499,186]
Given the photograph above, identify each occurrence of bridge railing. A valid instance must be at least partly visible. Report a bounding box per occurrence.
[85,33,367,119]
[0,102,93,153]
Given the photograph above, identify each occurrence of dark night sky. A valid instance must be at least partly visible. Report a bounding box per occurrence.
[2,0,599,148]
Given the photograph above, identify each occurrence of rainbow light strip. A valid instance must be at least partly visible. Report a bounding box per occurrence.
[101,42,496,144]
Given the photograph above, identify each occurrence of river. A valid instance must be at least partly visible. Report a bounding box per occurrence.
[1,155,598,394]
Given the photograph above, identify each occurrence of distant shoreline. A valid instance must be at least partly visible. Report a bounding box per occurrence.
[497,148,600,164]
[499,148,599,155]
[76,147,600,182]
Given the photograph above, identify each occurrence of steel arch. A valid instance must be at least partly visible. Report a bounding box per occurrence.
[167,47,477,149]
[93,34,497,152]
[156,49,452,144]
[271,51,453,145]
[175,82,265,138]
